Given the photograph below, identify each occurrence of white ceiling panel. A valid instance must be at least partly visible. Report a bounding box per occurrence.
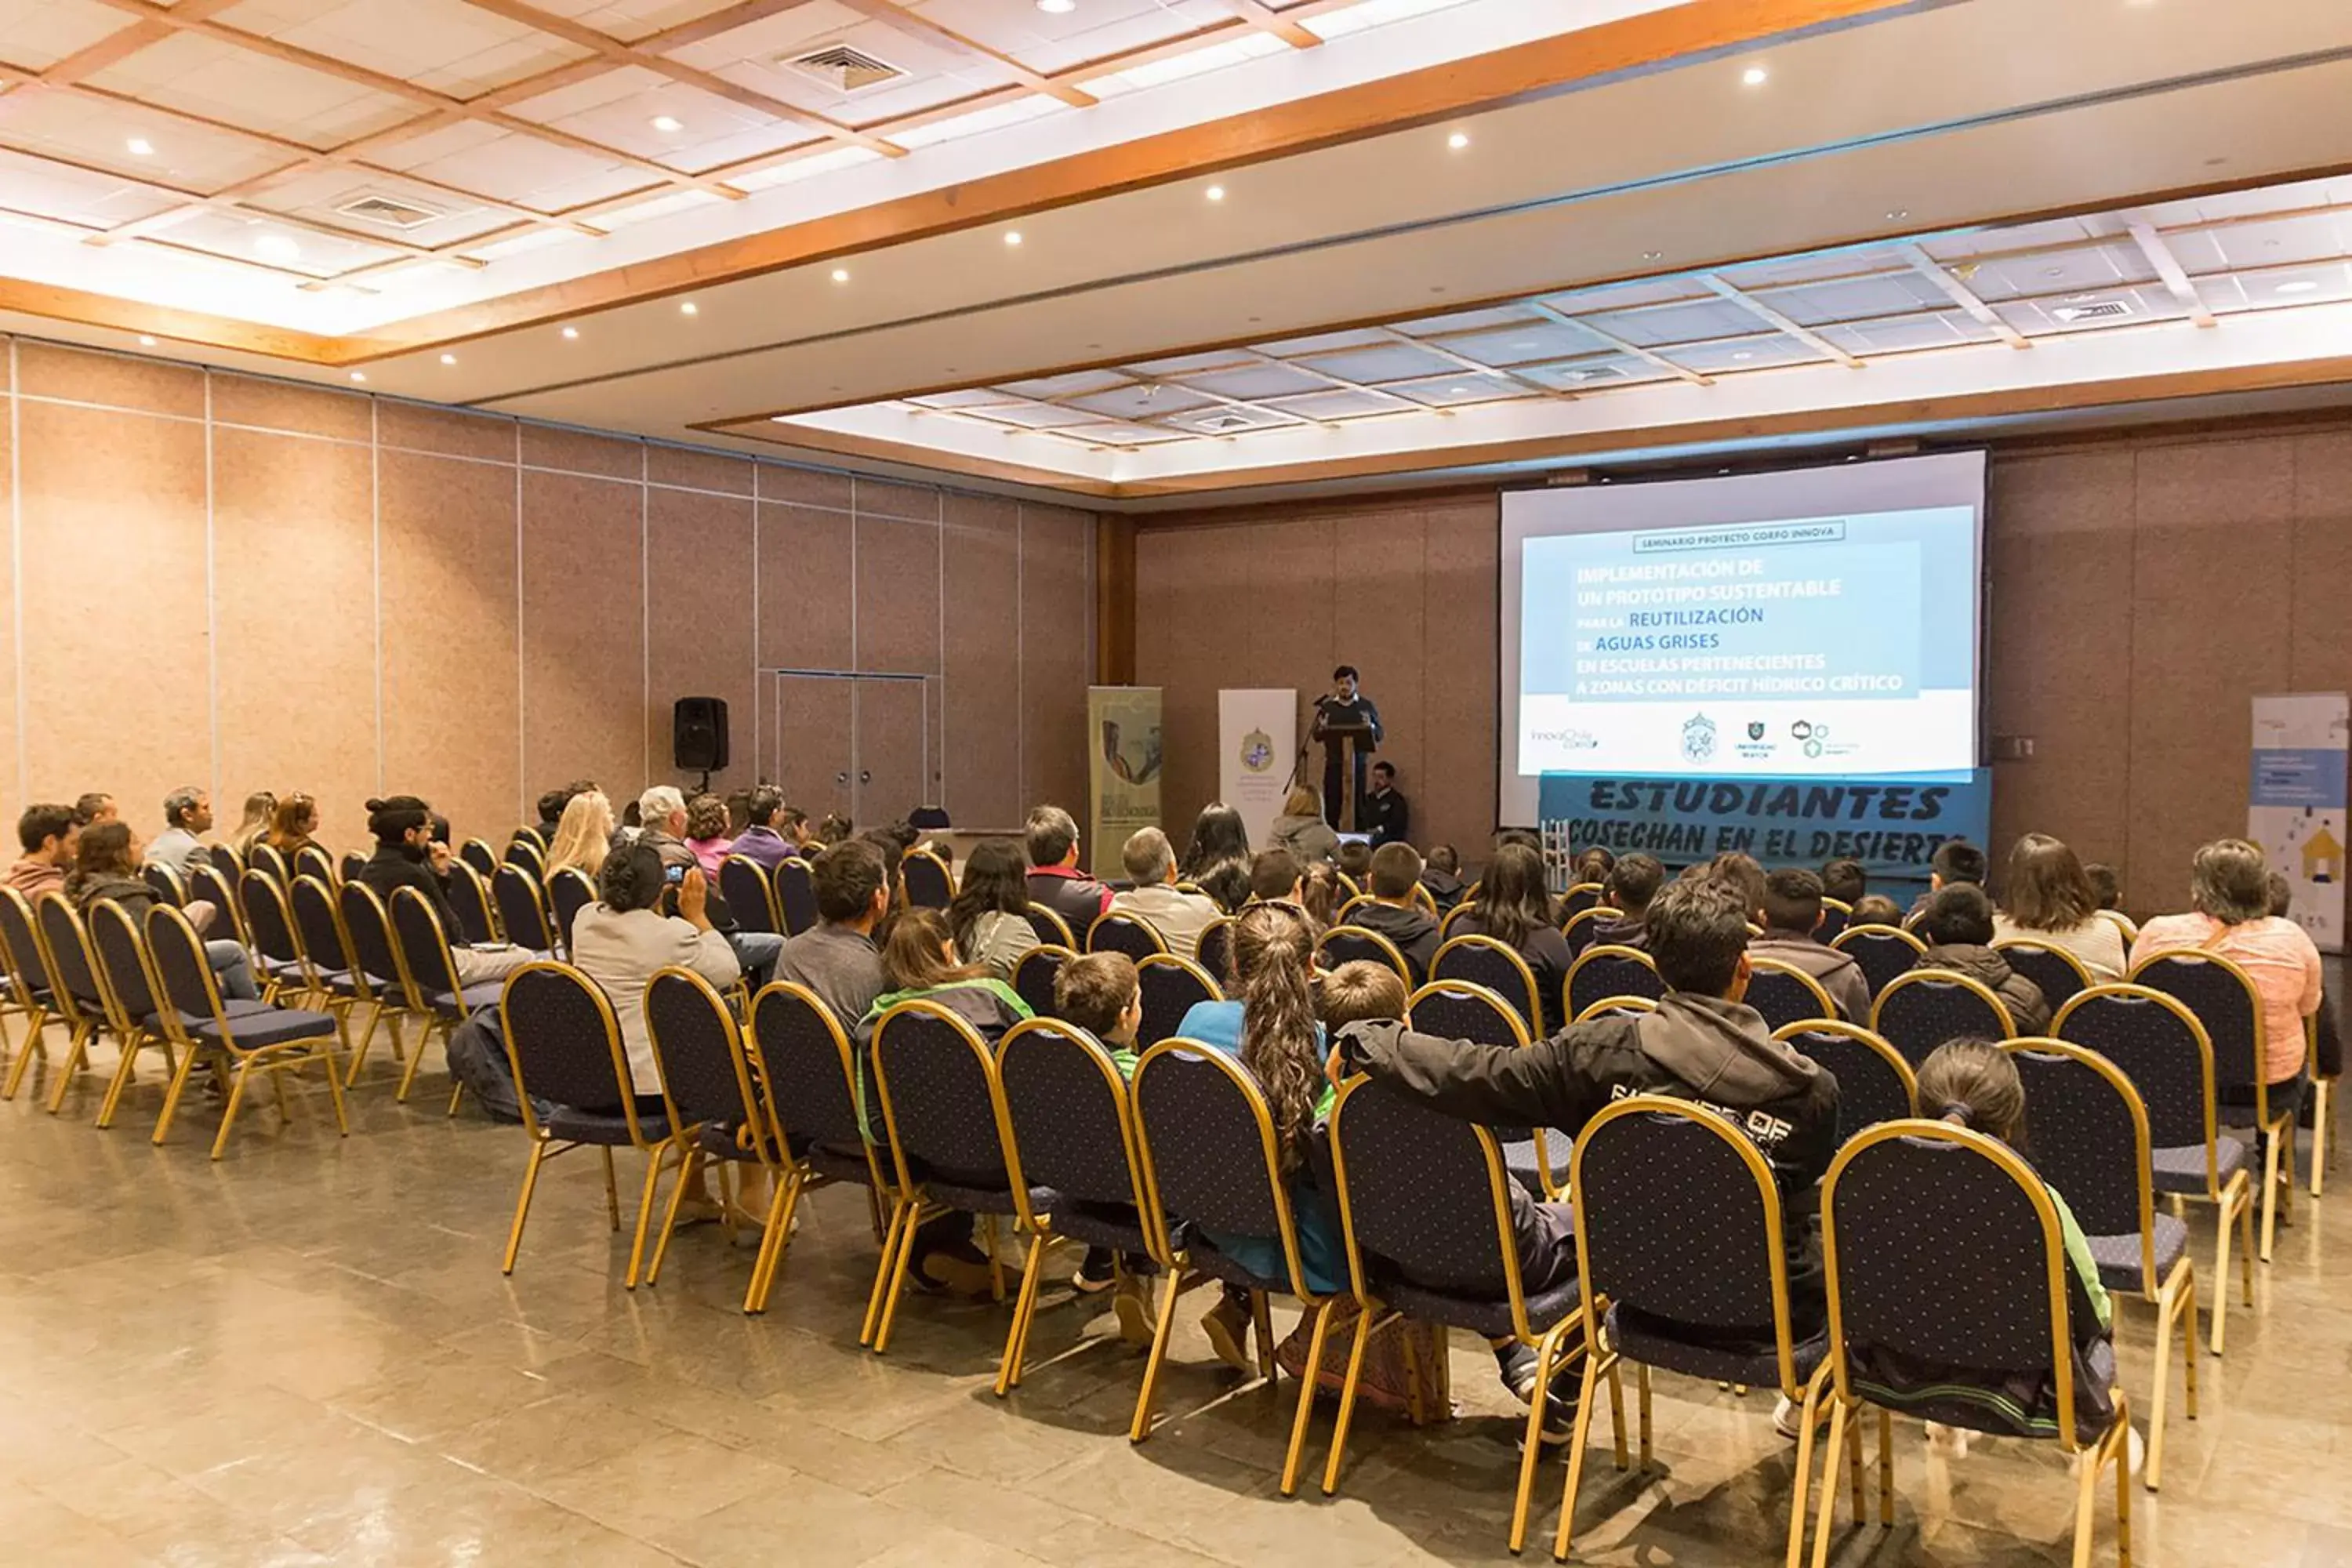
[0,83,290,188]
[263,169,521,244]
[0,144,183,227]
[506,67,806,169]
[0,0,136,71]
[215,0,586,97]
[163,203,402,272]
[87,31,417,147]
[521,0,746,45]
[1580,296,1765,347]
[919,0,1232,76]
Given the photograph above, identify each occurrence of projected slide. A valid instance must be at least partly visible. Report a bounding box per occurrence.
[1520,506,1973,776]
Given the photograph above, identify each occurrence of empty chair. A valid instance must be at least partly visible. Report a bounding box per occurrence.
[774,857,819,938]
[1432,934,1544,1039]
[1025,906,1076,949]
[1196,916,1235,986]
[900,850,953,911]
[2056,984,2254,1353]
[1775,1022,1917,1148]
[492,864,555,953]
[0,889,52,1093]
[1871,968,2015,1067]
[1566,944,1664,1023]
[743,982,895,1318]
[1087,912,1167,963]
[82,901,173,1131]
[1135,953,1219,1048]
[445,862,499,947]
[337,881,421,1089]
[387,886,500,1107]
[546,867,597,953]
[1831,923,1924,1000]
[459,838,498,879]
[142,862,185,908]
[718,855,779,935]
[1745,956,1839,1032]
[1316,925,1410,986]
[33,895,114,1115]
[1994,938,2095,1012]
[2001,1039,2198,1491]
[641,967,781,1288]
[288,875,372,1074]
[144,905,347,1160]
[1012,946,1071,1020]
[239,870,310,1000]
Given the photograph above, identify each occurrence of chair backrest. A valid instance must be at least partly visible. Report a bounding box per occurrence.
[872,1000,1025,1203]
[36,894,106,1011]
[1410,882,1437,914]
[142,862,185,907]
[387,886,461,1004]
[211,843,245,876]
[187,862,245,944]
[645,966,765,1131]
[773,857,819,937]
[1408,979,1530,1051]
[459,838,498,877]
[1775,1022,1916,1145]
[1087,911,1167,961]
[85,898,157,1023]
[491,865,554,952]
[0,887,46,1004]
[1561,882,1603,920]
[2053,983,2219,1167]
[143,904,227,1041]
[506,839,545,881]
[1328,1076,1519,1308]
[1012,945,1071,1019]
[1196,916,1234,987]
[240,871,305,969]
[1432,934,1543,1037]
[1831,924,1925,999]
[900,851,953,911]
[338,851,367,884]
[1817,897,1853,944]
[498,961,644,1137]
[1573,1097,1799,1392]
[1744,956,1838,1031]
[1316,924,1410,985]
[546,867,597,951]
[337,882,406,996]
[293,844,336,887]
[2001,1040,2154,1283]
[1871,968,2015,1066]
[718,856,779,935]
[999,1018,1151,1222]
[2127,950,2267,1095]
[1822,1123,2096,1450]
[1561,906,1609,957]
[1566,944,1663,1022]
[246,841,291,885]
[1993,938,2093,1011]
[445,862,499,946]
[291,875,364,992]
[1576,993,1659,1023]
[750,981,876,1160]
[1132,1039,1316,1296]
[1334,893,1375,927]
[2097,908,2140,946]
[506,826,546,858]
[1137,953,1220,1047]
[1025,906,1076,948]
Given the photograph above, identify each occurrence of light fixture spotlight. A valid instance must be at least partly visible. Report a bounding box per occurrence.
[1741,65,1768,85]
[652,114,683,132]
[680,300,699,315]
[126,136,154,156]
[831,267,850,282]
[138,335,156,347]
[440,354,457,365]
[1004,230,1023,246]
[350,372,366,383]
[561,326,579,339]
[1642,250,1663,261]
[1886,209,1909,220]
[1206,185,1225,201]
[1446,132,1470,151]
[1037,0,1075,11]
[2277,280,2322,295]
[254,233,300,261]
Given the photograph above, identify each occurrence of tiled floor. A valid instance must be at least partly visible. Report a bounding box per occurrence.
[0,1021,2346,1566]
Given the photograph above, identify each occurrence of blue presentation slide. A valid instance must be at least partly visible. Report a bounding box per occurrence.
[1519,506,1977,778]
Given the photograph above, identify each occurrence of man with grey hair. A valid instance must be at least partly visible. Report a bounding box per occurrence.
[146,786,213,877]
[637,782,784,986]
[1107,826,1220,963]
[1024,803,1112,933]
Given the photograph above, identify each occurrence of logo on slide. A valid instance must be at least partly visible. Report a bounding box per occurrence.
[1746,721,1766,741]
[1791,720,1814,741]
[1240,729,1275,773]
[1682,713,1718,763]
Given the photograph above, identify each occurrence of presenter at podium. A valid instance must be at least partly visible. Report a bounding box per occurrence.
[1311,665,1384,830]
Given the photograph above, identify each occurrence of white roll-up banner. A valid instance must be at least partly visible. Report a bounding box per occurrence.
[1220,689,1298,856]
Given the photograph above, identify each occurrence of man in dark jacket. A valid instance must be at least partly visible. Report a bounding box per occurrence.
[1348,843,1441,984]
[356,795,534,987]
[1360,762,1410,847]
[1915,883,2049,1033]
[1024,804,1112,934]
[1749,867,1872,1022]
[1588,851,1664,949]
[1418,844,1468,913]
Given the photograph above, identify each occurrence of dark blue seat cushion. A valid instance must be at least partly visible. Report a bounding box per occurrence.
[1606,1302,1829,1388]
[426,982,504,1018]
[191,1005,339,1050]
[1379,1269,1581,1340]
[2151,1137,2246,1193]
[1036,1192,1152,1254]
[545,1102,674,1145]
[2085,1213,2190,1293]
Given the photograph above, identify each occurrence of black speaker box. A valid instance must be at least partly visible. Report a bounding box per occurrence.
[673,697,730,771]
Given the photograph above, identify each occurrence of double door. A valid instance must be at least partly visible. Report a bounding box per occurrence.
[763,671,938,826]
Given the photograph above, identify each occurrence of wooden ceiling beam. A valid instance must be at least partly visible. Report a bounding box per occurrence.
[1694,273,1864,367]
[832,0,1096,108]
[1217,0,1323,48]
[1897,242,2030,348]
[2126,218,2219,328]
[1525,298,1714,385]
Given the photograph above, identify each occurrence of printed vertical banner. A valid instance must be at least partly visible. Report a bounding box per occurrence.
[2249,692,2349,954]
[1220,688,1298,855]
[1089,686,1163,880]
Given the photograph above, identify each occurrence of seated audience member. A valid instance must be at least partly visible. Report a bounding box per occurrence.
[1334,877,1838,1436]
[1247,848,1305,909]
[66,821,258,1000]
[1853,1039,2115,1448]
[1591,852,1664,948]
[1174,902,1345,1370]
[1750,869,1871,1022]
[2269,873,2342,1080]
[1348,844,1442,984]
[1820,857,1867,909]
[1572,846,1617,889]
[683,793,735,879]
[1420,844,1468,913]
[728,787,800,871]
[1300,863,1348,934]
[146,786,215,878]
[1915,884,2048,1034]
[1269,786,1340,866]
[1024,805,1113,931]
[1054,952,1157,1338]
[1911,838,1987,916]
[1362,762,1410,848]
[355,797,535,986]
[1450,842,1573,1015]
[2132,838,2321,1098]
[76,793,118,828]
[814,812,854,847]
[641,786,782,986]
[775,838,890,1025]
[542,789,614,882]
[530,787,570,844]
[264,793,323,864]
[1335,840,1374,891]
[1708,851,1767,916]
[946,838,1040,982]
[2085,862,2122,913]
[9,804,79,900]
[1991,833,2127,982]
[1494,827,1545,855]
[1109,827,1220,962]
[569,840,742,1102]
[1180,802,1252,913]
[618,800,643,838]
[227,792,277,858]
[1849,893,1906,927]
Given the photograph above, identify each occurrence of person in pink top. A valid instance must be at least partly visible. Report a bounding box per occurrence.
[2131,837,2321,1091]
[683,793,736,880]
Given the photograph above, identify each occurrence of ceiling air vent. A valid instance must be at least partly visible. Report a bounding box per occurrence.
[334,192,447,230]
[1555,364,1629,383]
[784,44,906,93]
[1195,413,1258,433]
[2050,299,2133,323]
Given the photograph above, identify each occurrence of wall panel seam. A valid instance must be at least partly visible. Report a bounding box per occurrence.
[205,369,220,816]
[9,343,21,804]
[372,395,383,796]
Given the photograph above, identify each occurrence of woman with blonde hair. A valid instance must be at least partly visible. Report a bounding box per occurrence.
[542,789,614,881]
[227,791,276,856]
[1269,783,1339,866]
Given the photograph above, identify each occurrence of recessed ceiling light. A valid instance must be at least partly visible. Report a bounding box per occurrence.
[2277,280,2322,294]
[1205,185,1225,202]
[1004,230,1023,246]
[254,233,300,261]
[831,267,850,282]
[1642,250,1663,261]
[1446,132,1470,151]
[126,136,154,157]
[561,326,579,339]
[1886,209,1909,220]
[137,335,156,347]
[651,115,683,132]
[1741,66,1769,86]
[1037,0,1076,11]
[350,372,366,383]
[1732,351,1754,361]
[1450,386,1469,395]
[680,300,699,315]
[439,354,457,365]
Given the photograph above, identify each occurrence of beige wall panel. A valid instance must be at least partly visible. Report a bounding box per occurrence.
[942,494,1023,829]
[16,343,204,418]
[0,394,13,804]
[1020,503,1092,819]
[853,477,942,524]
[757,502,853,670]
[378,401,517,463]
[774,674,854,822]
[522,424,641,480]
[522,470,644,808]
[1348,506,1430,828]
[1247,517,1336,694]
[757,464,852,511]
[649,487,757,793]
[649,445,753,495]
[855,514,942,676]
[209,374,373,442]
[211,427,378,848]
[378,450,521,840]
[2288,430,2352,698]
[16,401,209,818]
[1418,498,1499,849]
[1134,522,1241,847]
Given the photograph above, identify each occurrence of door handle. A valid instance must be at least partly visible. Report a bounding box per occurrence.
[836,771,849,785]
[860,770,873,784]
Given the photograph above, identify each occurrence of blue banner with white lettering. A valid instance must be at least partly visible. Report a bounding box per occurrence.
[1539,770,1992,885]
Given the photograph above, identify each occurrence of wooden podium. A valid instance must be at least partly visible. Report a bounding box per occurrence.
[1317,717,1377,832]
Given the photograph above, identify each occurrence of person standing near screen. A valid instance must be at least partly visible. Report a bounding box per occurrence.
[1312,666,1384,829]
